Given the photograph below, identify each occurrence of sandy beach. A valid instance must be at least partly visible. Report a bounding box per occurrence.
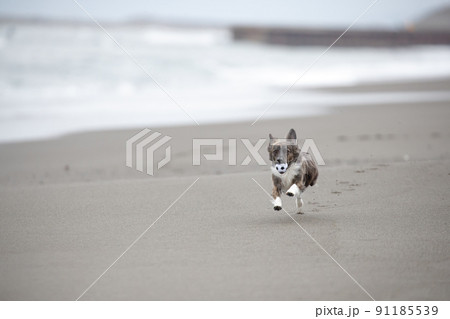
[0,79,449,300]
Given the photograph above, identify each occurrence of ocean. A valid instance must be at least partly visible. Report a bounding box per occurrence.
[1,23,450,142]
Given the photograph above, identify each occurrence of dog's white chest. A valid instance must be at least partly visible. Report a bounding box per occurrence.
[272,164,301,193]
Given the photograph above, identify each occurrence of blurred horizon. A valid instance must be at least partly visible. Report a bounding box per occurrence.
[1,0,450,29]
[1,1,450,143]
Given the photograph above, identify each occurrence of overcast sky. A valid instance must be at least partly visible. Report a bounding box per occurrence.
[1,0,450,28]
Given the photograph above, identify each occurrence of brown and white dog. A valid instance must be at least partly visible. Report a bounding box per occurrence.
[267,128,319,213]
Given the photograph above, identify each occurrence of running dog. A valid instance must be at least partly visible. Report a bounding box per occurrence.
[267,129,318,213]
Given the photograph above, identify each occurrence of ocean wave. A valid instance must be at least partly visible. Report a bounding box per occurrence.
[1,23,450,142]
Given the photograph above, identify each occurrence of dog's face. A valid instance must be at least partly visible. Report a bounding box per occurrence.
[267,129,300,175]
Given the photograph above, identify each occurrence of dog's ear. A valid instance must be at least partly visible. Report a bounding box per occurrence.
[268,133,274,152]
[286,128,296,141]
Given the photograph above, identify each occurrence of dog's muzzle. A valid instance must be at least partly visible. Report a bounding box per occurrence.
[275,163,288,174]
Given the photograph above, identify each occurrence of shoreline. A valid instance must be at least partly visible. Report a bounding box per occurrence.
[2,77,450,145]
[310,76,450,93]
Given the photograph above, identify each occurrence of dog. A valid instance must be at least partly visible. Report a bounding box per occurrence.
[267,128,318,213]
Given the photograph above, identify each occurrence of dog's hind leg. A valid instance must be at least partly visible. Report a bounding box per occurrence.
[295,196,304,214]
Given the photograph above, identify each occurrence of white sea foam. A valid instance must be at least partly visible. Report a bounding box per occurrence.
[1,24,450,142]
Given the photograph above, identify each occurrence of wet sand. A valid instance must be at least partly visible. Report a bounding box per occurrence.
[0,80,449,300]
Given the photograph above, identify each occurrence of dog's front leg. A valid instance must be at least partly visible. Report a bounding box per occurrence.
[272,186,282,211]
[286,183,301,197]
[271,176,282,211]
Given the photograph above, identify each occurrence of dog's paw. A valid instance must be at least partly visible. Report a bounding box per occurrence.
[274,205,282,211]
[286,191,294,197]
